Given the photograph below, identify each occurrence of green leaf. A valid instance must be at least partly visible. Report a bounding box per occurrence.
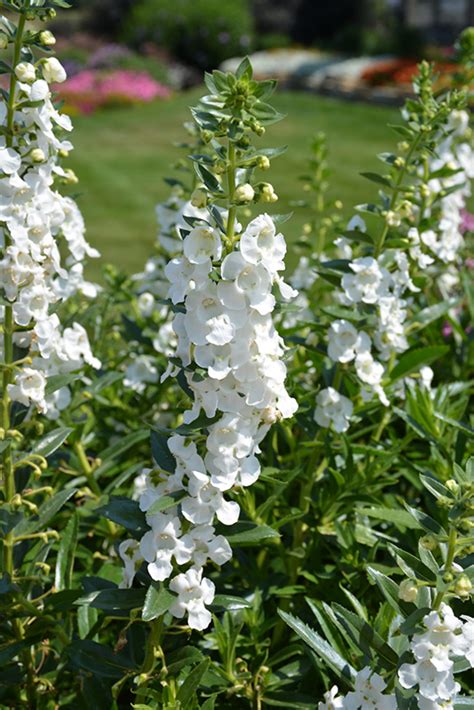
[389,545,437,582]
[176,659,210,705]
[94,430,149,477]
[13,489,76,537]
[147,493,185,516]
[75,588,146,612]
[278,610,356,680]
[194,163,223,194]
[67,640,135,679]
[390,346,449,381]
[406,506,445,535]
[235,56,252,80]
[434,412,474,437]
[211,595,252,611]
[332,604,399,669]
[419,475,451,501]
[361,507,421,530]
[226,522,280,546]
[54,513,78,591]
[360,172,392,187]
[142,586,174,622]
[150,430,176,473]
[96,496,147,535]
[32,426,73,458]
[45,373,80,395]
[367,567,404,614]
[411,298,459,328]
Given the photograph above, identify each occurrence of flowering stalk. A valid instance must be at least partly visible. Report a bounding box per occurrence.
[120,59,298,632]
[0,2,99,694]
[305,62,472,435]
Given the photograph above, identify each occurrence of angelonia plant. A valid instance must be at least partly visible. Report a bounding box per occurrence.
[119,58,298,631]
[0,1,472,706]
[297,61,473,435]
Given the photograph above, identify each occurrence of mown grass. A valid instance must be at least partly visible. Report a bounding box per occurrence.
[68,88,400,278]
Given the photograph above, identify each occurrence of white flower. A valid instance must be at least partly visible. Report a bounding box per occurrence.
[344,667,396,709]
[0,147,21,175]
[140,512,183,581]
[15,61,36,82]
[341,257,389,304]
[183,225,222,264]
[118,540,143,588]
[137,291,155,317]
[327,320,370,363]
[8,367,46,411]
[318,685,344,709]
[124,355,159,393]
[314,387,353,433]
[240,213,286,274]
[169,567,215,630]
[42,57,67,83]
[354,351,384,387]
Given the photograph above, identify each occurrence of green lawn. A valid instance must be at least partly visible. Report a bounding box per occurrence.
[68,89,400,278]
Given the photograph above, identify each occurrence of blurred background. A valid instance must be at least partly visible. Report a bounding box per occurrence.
[46,0,472,276]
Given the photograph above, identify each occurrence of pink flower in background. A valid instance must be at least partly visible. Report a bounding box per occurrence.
[58,69,171,114]
[461,209,474,234]
[442,321,453,338]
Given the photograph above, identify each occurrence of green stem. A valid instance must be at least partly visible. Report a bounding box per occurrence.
[374,133,422,259]
[73,441,101,496]
[135,616,164,704]
[432,526,457,610]
[226,140,237,248]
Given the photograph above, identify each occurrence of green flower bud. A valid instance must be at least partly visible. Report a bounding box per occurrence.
[445,479,460,495]
[420,534,437,551]
[399,579,418,603]
[190,187,208,209]
[39,30,56,46]
[454,575,472,599]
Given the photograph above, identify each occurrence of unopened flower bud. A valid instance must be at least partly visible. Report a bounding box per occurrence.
[257,155,270,170]
[420,534,437,551]
[59,148,70,159]
[201,130,213,143]
[454,575,472,599]
[399,579,418,603]
[190,187,208,208]
[394,157,405,168]
[39,30,55,46]
[385,210,401,227]
[30,148,45,163]
[261,406,281,425]
[137,292,155,317]
[445,479,460,495]
[446,161,457,171]
[0,32,8,50]
[15,62,36,83]
[334,200,343,209]
[398,141,410,153]
[259,183,278,203]
[234,183,255,203]
[303,223,312,235]
[63,169,78,185]
[47,9,57,19]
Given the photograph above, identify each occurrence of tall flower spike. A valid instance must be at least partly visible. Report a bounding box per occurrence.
[0,9,100,419]
[120,59,297,629]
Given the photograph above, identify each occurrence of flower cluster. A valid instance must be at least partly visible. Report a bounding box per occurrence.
[318,667,396,709]
[0,32,99,417]
[59,69,171,115]
[398,604,474,708]
[310,82,473,433]
[120,211,297,628]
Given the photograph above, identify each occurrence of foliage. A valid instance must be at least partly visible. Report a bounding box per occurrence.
[124,0,254,72]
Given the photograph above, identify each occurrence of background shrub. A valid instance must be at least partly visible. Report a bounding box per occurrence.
[124,0,254,71]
